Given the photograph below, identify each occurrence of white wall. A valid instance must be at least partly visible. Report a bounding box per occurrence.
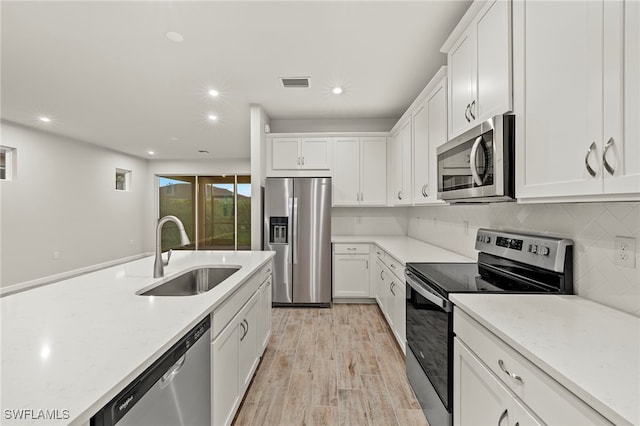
[332,207,408,236]
[250,105,270,250]
[0,121,150,287]
[269,118,396,133]
[407,202,640,316]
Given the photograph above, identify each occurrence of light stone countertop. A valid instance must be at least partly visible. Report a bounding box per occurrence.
[331,235,475,264]
[451,294,640,426]
[0,250,274,426]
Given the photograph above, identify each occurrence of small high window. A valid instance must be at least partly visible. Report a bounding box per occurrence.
[0,146,16,181]
[116,168,131,191]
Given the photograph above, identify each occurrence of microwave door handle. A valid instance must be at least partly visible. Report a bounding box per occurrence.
[469,136,484,187]
[405,271,452,312]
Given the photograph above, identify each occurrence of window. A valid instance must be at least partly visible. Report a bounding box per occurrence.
[0,146,16,181]
[158,175,250,251]
[115,168,131,191]
[159,176,196,251]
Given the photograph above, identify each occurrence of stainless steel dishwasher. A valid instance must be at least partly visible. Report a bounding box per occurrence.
[91,316,211,426]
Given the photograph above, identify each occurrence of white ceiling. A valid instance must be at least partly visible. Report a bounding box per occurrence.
[1,1,471,160]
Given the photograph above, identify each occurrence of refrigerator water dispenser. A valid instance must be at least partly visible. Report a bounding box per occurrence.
[269,217,288,244]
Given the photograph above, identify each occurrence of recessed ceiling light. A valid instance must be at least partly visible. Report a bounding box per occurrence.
[148,151,155,155]
[332,87,343,95]
[208,89,219,97]
[39,116,52,122]
[165,32,184,43]
[208,114,218,121]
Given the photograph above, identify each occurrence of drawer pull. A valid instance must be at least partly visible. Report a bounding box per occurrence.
[347,247,357,251]
[497,408,508,426]
[498,359,524,383]
[265,268,271,274]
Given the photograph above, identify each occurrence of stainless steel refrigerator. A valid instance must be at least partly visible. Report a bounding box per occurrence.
[263,177,331,306]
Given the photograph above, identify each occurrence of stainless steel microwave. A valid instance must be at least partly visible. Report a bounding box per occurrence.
[437,115,514,203]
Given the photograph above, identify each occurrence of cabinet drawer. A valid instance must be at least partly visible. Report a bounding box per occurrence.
[373,246,385,260]
[386,256,403,280]
[261,260,273,283]
[333,243,370,254]
[454,310,612,425]
[213,272,261,339]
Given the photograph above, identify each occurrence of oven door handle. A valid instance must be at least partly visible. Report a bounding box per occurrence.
[405,271,452,312]
[469,135,485,187]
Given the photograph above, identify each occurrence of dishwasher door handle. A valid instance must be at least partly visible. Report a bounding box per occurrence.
[159,354,187,389]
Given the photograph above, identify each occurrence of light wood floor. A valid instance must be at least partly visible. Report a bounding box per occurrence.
[232,304,429,426]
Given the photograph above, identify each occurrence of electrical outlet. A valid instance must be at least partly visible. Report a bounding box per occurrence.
[615,237,636,268]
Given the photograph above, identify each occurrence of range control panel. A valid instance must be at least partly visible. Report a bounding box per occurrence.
[475,229,573,272]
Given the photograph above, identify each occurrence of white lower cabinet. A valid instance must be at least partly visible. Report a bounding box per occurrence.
[238,293,259,391]
[257,277,272,353]
[212,263,272,426]
[454,338,542,426]
[332,244,371,298]
[372,246,405,354]
[212,318,241,426]
[454,309,612,426]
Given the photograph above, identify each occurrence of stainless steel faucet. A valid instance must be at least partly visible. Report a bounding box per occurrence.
[154,215,191,278]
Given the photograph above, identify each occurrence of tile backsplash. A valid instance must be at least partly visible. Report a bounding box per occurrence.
[407,202,640,316]
[332,207,408,236]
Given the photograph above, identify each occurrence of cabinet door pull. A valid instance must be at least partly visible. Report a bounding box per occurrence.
[397,191,402,200]
[380,270,384,280]
[585,142,598,177]
[603,137,615,175]
[240,320,247,341]
[469,100,476,120]
[390,282,396,296]
[244,319,249,337]
[465,104,471,123]
[498,359,524,383]
[366,260,369,269]
[497,409,508,426]
[302,156,305,165]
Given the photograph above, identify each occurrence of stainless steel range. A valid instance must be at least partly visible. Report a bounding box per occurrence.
[404,229,574,426]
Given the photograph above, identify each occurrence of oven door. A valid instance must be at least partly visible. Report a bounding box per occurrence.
[437,115,513,202]
[405,270,453,425]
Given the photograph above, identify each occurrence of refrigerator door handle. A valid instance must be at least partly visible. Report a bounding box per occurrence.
[292,197,298,265]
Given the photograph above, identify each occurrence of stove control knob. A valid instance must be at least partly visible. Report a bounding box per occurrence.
[531,244,538,254]
[485,237,491,243]
[541,246,550,256]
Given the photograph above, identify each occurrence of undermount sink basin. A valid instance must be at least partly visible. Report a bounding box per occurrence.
[139,266,240,296]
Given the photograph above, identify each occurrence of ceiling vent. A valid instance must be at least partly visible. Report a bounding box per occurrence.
[280,77,310,88]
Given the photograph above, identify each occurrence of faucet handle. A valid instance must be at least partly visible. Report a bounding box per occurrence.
[163,249,172,266]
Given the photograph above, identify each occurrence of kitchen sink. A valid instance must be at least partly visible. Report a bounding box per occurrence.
[139,266,241,296]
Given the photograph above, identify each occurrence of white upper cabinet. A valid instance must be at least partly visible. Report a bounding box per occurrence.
[269,137,331,172]
[392,120,413,205]
[603,0,640,195]
[300,138,330,169]
[333,137,387,206]
[333,138,361,205]
[444,0,512,139]
[271,138,301,170]
[514,0,639,201]
[413,75,448,205]
[360,137,388,205]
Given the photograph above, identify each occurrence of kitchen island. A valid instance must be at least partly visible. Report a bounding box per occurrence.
[0,250,274,426]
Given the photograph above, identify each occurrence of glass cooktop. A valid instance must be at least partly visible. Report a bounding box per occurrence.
[406,262,560,297]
